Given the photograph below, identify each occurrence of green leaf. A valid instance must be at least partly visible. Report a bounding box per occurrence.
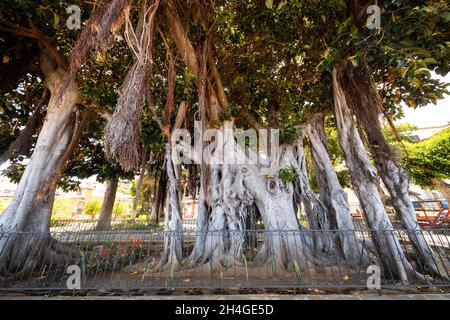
[265,0,274,9]
[399,38,414,47]
[277,1,287,11]
[440,11,450,22]
[422,58,438,65]
[411,77,421,88]
[407,99,417,108]
[53,12,60,28]
[415,68,431,78]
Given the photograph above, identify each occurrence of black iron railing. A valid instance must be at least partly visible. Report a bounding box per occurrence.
[0,227,449,294]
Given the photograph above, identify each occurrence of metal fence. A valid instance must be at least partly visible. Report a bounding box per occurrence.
[0,226,449,294]
[49,218,200,232]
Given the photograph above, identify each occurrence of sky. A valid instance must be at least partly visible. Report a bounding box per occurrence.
[398,73,450,128]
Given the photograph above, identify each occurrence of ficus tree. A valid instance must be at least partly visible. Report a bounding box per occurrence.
[0,0,448,282]
[0,0,131,275]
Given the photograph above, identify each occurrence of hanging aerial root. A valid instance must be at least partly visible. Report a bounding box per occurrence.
[104,63,148,171]
[104,0,161,171]
[57,0,132,100]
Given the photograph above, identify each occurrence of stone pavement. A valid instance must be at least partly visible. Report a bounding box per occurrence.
[0,294,449,300]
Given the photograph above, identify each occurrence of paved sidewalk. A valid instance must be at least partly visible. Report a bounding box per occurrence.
[1,294,449,300]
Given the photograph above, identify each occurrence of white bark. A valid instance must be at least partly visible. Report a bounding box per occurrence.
[0,48,81,276]
[294,137,336,255]
[332,68,416,282]
[340,60,447,278]
[186,176,209,266]
[307,119,367,264]
[179,122,369,273]
[156,143,183,270]
[378,158,446,277]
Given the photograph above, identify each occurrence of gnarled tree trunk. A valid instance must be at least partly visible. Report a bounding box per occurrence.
[337,59,447,278]
[294,133,336,256]
[307,115,365,264]
[0,47,81,277]
[155,143,183,270]
[96,177,119,231]
[180,123,338,273]
[332,67,418,282]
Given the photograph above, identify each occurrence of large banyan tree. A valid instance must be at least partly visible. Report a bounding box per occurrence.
[1,0,449,280]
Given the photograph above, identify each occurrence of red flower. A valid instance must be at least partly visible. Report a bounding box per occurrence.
[136,238,141,247]
[118,244,126,257]
[103,248,109,258]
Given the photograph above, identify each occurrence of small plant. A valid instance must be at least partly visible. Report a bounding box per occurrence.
[279,165,299,183]
[293,260,302,285]
[271,261,276,280]
[137,214,150,224]
[79,236,143,276]
[166,263,176,287]
[113,202,126,215]
[141,266,151,283]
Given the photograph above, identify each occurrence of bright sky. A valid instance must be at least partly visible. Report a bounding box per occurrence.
[398,73,450,128]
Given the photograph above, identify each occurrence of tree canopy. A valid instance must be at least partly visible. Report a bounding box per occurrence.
[0,0,450,282]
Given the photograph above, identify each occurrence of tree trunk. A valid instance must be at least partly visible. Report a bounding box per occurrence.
[149,176,159,224]
[186,166,209,266]
[181,123,333,272]
[332,67,418,282]
[307,115,364,264]
[337,59,447,278]
[96,177,119,231]
[294,134,336,256]
[0,47,81,276]
[131,147,148,220]
[186,164,198,199]
[155,143,183,270]
[156,174,166,225]
[241,143,330,271]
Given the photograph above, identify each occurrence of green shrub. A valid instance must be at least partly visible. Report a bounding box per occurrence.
[279,165,299,183]
[83,201,102,217]
[113,203,127,215]
[137,214,150,224]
